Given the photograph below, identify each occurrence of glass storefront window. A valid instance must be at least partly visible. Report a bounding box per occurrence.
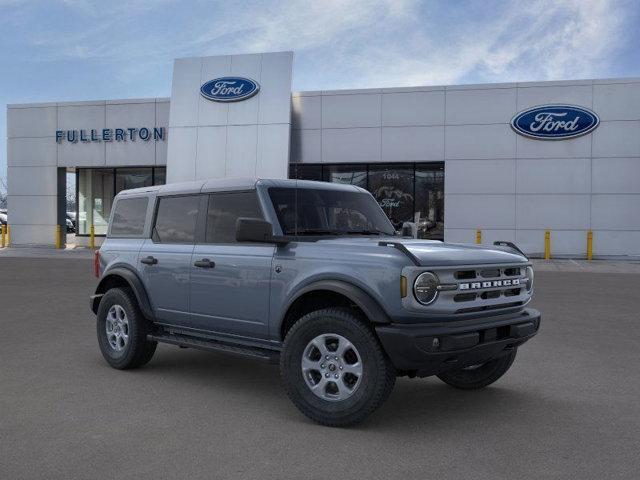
[154,168,166,185]
[76,163,442,238]
[77,166,166,236]
[289,164,322,181]
[115,168,153,194]
[415,164,444,239]
[78,169,114,235]
[368,164,414,232]
[322,164,367,188]
[289,162,445,239]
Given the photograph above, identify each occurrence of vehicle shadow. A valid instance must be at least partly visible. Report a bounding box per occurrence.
[117,345,548,431]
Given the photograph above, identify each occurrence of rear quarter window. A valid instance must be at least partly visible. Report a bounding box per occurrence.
[109,197,149,237]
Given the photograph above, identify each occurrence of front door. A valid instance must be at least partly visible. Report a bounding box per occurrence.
[189,191,274,339]
[139,194,201,327]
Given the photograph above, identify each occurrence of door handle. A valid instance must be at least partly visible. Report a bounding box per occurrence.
[140,256,158,265]
[194,258,215,268]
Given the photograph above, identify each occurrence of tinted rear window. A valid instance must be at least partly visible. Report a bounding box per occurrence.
[109,197,148,236]
[152,195,200,244]
[205,192,263,243]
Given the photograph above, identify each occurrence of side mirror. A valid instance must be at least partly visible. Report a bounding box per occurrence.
[236,217,275,243]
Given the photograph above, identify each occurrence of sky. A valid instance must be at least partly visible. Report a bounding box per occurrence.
[1,0,639,190]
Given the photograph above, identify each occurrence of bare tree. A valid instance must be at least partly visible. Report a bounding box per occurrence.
[66,180,76,212]
[0,176,7,209]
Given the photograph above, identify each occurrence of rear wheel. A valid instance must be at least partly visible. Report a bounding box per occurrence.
[97,287,157,370]
[280,308,395,427]
[436,349,517,390]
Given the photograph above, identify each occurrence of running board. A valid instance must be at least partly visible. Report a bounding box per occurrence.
[148,332,280,364]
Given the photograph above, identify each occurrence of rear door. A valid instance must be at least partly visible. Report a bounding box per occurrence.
[189,191,275,338]
[139,194,202,327]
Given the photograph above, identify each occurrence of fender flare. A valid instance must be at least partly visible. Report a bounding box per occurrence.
[91,267,154,320]
[283,279,390,326]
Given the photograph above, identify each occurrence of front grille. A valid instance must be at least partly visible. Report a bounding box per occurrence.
[404,263,531,316]
[447,265,528,313]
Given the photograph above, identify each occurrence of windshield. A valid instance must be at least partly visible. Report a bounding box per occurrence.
[268,187,395,236]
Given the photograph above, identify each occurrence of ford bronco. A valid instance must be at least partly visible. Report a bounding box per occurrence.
[91,178,540,426]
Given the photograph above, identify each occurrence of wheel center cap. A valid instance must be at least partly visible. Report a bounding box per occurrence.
[328,363,336,371]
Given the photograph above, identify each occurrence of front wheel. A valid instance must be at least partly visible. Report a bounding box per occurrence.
[280,308,396,427]
[436,349,517,390]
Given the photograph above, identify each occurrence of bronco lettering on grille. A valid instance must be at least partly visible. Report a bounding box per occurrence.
[459,279,520,290]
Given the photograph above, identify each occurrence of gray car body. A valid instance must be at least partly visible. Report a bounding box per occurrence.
[96,178,531,353]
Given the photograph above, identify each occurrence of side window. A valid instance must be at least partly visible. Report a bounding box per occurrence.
[206,192,263,243]
[153,195,200,244]
[109,197,148,236]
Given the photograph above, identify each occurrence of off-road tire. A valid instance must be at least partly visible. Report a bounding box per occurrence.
[280,308,396,427]
[97,287,157,370]
[437,349,517,390]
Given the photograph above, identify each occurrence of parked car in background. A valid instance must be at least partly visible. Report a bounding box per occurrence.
[66,217,75,233]
[0,212,7,226]
[66,212,76,231]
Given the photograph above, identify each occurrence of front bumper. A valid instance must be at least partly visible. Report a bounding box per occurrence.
[375,308,541,377]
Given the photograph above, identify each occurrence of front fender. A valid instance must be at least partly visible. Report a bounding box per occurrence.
[282,279,391,325]
[91,266,154,321]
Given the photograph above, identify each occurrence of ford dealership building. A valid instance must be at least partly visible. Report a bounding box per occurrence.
[6,51,640,257]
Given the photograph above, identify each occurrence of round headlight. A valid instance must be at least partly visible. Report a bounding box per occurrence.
[525,266,534,292]
[414,272,439,305]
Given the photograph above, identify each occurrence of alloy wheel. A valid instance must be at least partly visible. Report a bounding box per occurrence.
[301,333,363,401]
[105,304,129,352]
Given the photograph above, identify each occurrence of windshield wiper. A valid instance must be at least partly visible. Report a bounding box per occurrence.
[289,229,343,236]
[290,228,390,236]
[342,229,388,236]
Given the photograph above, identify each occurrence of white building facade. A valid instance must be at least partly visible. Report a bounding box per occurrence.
[6,52,640,258]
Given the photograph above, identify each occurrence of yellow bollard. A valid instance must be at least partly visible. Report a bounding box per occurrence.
[89,224,95,249]
[55,225,62,249]
[475,229,482,244]
[587,230,593,261]
[544,230,551,260]
[6,224,10,246]
[1,224,5,248]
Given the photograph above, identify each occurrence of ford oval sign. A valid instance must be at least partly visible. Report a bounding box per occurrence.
[200,77,260,102]
[511,105,599,140]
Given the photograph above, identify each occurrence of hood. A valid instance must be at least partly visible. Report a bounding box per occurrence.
[315,237,528,267]
[394,239,527,266]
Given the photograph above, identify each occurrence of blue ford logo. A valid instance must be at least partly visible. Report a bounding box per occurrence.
[200,77,260,102]
[511,105,599,140]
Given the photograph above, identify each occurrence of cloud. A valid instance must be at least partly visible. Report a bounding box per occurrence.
[472,0,626,81]
[326,0,627,87]
[8,0,635,89]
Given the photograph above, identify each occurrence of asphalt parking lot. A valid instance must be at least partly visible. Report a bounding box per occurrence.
[1,256,639,479]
